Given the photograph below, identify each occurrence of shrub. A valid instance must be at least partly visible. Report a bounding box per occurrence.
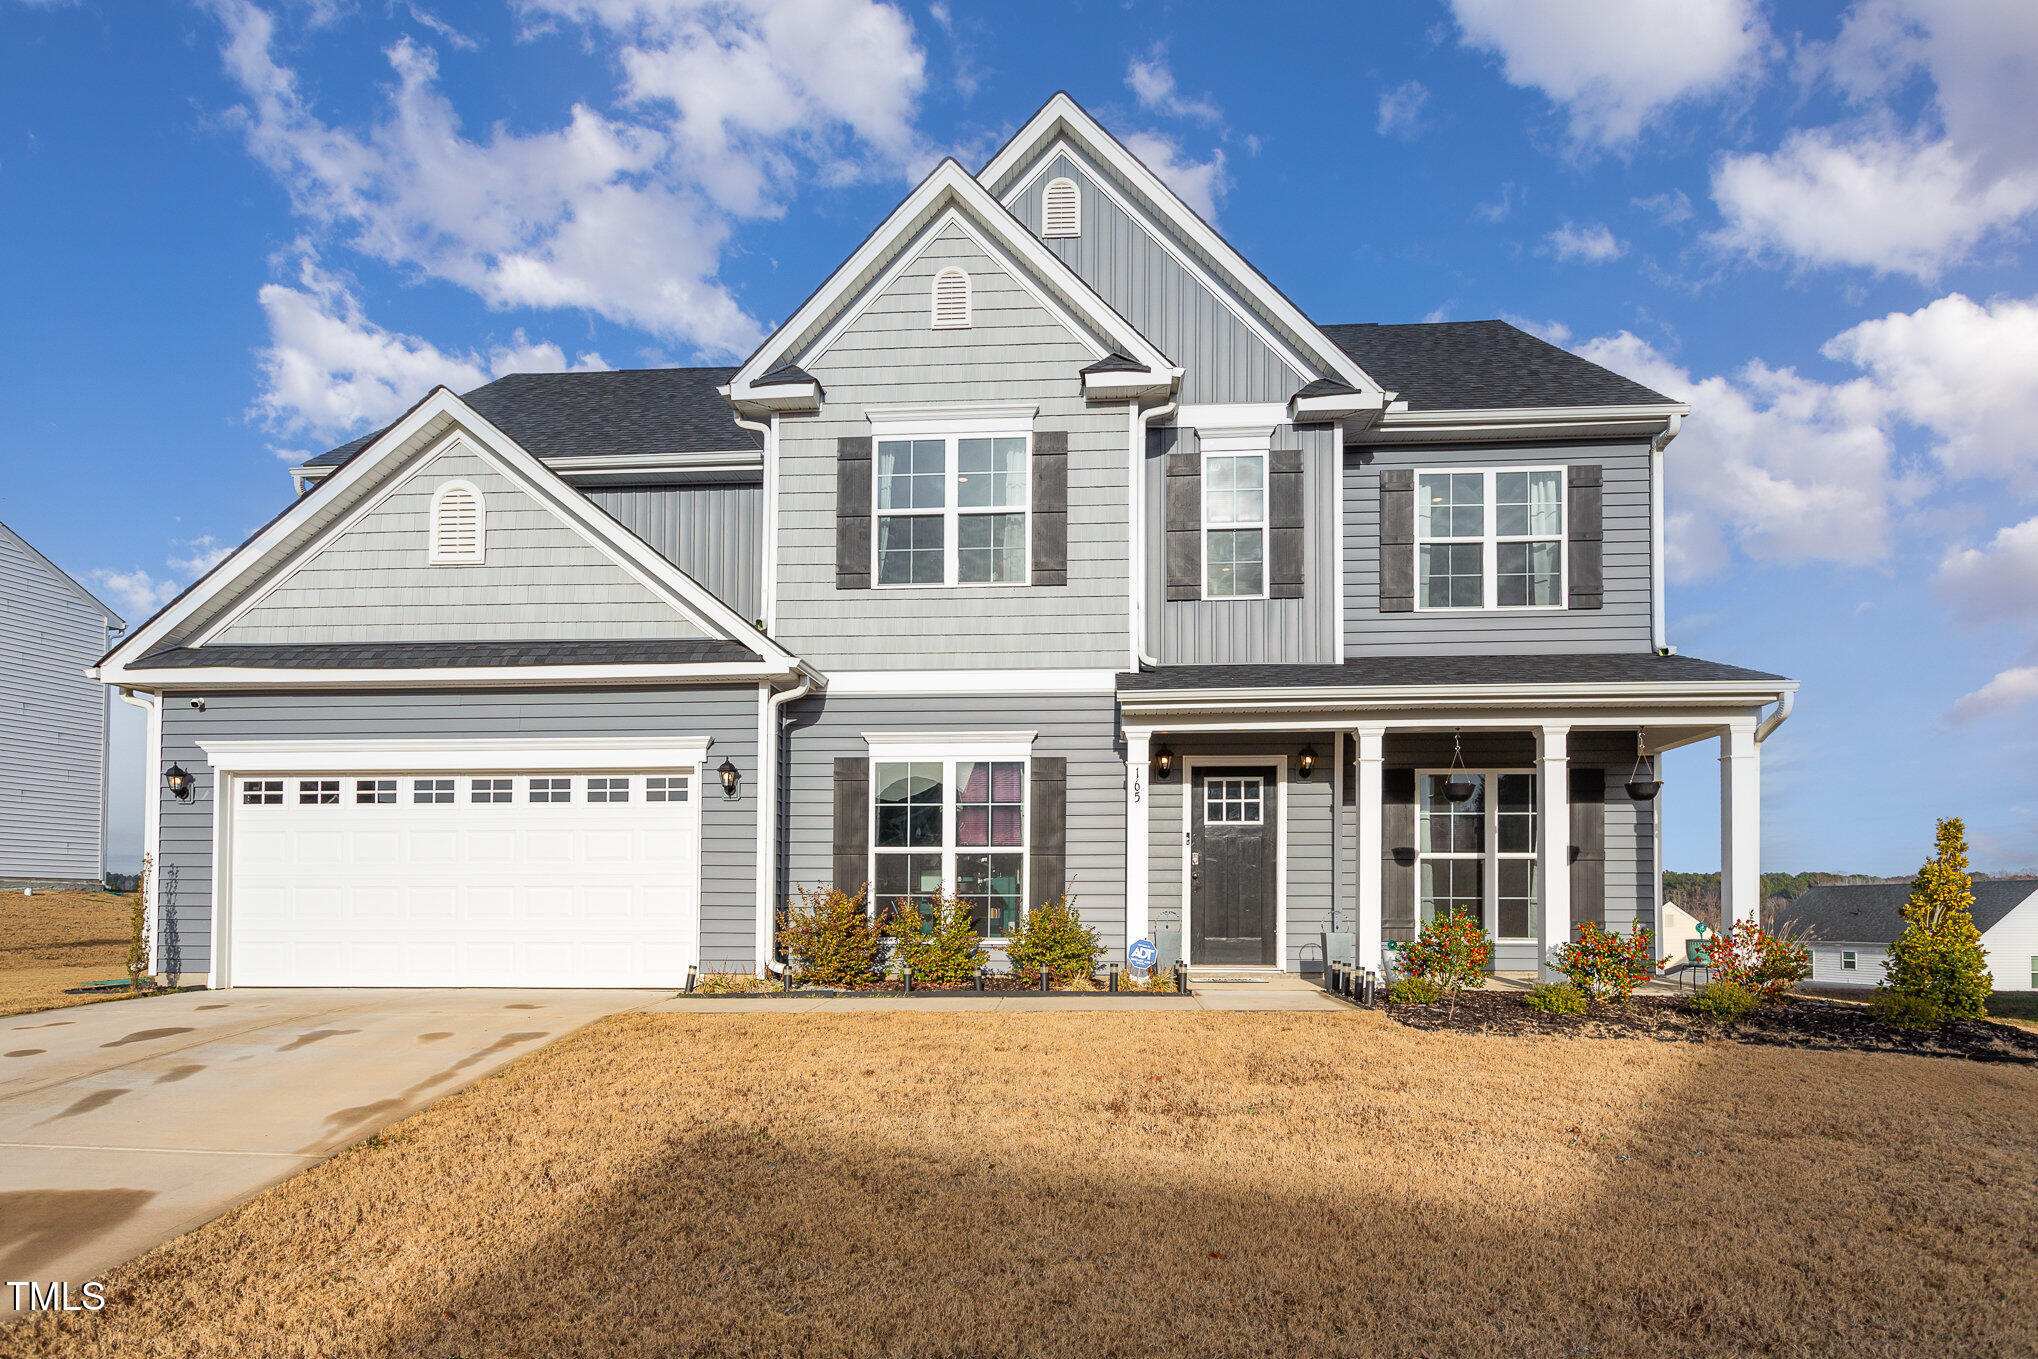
[781,884,884,989]
[1388,975,1444,1005]
[883,891,989,987]
[697,971,772,995]
[1526,981,1588,1015]
[1553,922,1660,1003]
[1702,919,1811,1004]
[1882,817,1993,1020]
[1396,908,1493,1016]
[125,856,152,992]
[1687,980,1757,1023]
[1004,895,1102,986]
[1869,990,1946,1032]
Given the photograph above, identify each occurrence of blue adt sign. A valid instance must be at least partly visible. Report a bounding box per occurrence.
[1128,938,1158,971]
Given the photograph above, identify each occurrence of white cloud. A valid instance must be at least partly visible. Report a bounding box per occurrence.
[167,536,233,577]
[253,250,609,440]
[1122,131,1228,223]
[1376,81,1429,139]
[1125,47,1222,123]
[1950,666,2038,723]
[1475,181,1521,223]
[1543,221,1626,263]
[1449,0,1767,145]
[1936,516,2038,630]
[1632,189,1693,226]
[86,568,185,621]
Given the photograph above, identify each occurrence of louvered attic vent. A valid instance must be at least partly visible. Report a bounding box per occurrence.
[931,267,971,329]
[1043,177,1080,237]
[429,480,485,564]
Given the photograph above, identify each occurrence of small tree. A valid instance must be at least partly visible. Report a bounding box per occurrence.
[125,856,152,992]
[883,890,989,987]
[1004,894,1101,986]
[1553,922,1660,1003]
[1701,918,1810,1004]
[1882,818,1992,1019]
[1396,908,1493,1016]
[781,884,884,989]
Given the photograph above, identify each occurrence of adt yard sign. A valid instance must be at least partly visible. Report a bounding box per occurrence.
[1128,938,1158,973]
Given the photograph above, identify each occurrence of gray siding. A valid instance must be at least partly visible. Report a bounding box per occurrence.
[0,529,111,882]
[1008,149,1307,405]
[215,446,706,645]
[1145,422,1340,663]
[777,218,1131,669]
[779,692,1126,959]
[154,686,762,981]
[1344,442,1656,655]
[585,480,763,622]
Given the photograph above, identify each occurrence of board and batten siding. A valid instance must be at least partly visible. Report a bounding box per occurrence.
[778,692,1126,958]
[1144,423,1340,664]
[154,686,763,981]
[214,446,706,646]
[0,528,113,883]
[1006,148,1307,405]
[1344,441,1656,655]
[775,219,1130,669]
[584,481,764,622]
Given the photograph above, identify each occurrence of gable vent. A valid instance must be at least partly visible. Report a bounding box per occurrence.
[429,480,485,564]
[931,266,971,329]
[1043,177,1080,237]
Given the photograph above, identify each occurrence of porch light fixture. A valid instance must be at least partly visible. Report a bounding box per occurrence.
[1625,735,1662,801]
[1152,743,1175,781]
[1443,734,1477,803]
[164,764,195,803]
[718,757,741,799]
[1296,745,1317,780]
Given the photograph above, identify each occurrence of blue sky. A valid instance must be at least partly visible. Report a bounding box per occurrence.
[4,0,2035,877]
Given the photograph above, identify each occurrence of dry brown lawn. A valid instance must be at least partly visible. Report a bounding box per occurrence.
[0,891,134,1018]
[13,1011,2038,1358]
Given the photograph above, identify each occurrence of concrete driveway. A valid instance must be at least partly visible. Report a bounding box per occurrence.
[0,987,657,1311]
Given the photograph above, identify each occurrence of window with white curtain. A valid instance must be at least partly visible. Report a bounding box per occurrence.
[1416,770,1540,941]
[1415,467,1565,609]
[874,432,1029,586]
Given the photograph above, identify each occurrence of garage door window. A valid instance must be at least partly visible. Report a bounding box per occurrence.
[297,779,340,805]
[588,777,631,803]
[471,778,513,804]
[355,779,396,804]
[529,777,571,803]
[646,776,689,802]
[413,779,455,804]
[243,779,283,805]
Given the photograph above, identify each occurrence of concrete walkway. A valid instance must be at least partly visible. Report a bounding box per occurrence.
[647,971,1348,1015]
[0,987,657,1312]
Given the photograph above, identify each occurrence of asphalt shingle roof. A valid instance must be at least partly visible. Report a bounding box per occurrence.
[1321,319,1674,412]
[1772,880,2038,943]
[135,639,756,669]
[1117,652,1785,691]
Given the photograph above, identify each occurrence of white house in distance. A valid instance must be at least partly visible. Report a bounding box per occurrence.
[1773,880,2038,993]
[0,519,125,888]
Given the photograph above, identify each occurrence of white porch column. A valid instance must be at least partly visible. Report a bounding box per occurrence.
[1354,726,1385,976]
[1125,729,1152,953]
[1719,720,1761,932]
[1537,725,1572,982]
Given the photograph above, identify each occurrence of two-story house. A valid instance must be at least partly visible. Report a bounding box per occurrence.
[96,94,1794,989]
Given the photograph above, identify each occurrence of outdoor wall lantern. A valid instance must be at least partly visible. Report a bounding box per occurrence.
[1443,733,1477,803]
[1625,736,1662,801]
[1152,743,1175,781]
[1296,745,1317,780]
[164,764,195,803]
[718,757,741,799]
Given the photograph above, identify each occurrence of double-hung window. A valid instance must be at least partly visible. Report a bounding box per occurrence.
[874,421,1030,587]
[1416,467,1565,609]
[1416,770,1539,941]
[871,750,1028,939]
[1202,433,1267,599]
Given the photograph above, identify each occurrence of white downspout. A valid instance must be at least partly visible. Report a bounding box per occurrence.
[756,669,818,976]
[118,687,160,978]
[1754,688,1794,744]
[1131,396,1178,670]
[1650,414,1679,656]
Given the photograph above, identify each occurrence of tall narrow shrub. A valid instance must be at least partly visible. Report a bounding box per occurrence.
[1883,818,1992,1019]
[125,856,152,992]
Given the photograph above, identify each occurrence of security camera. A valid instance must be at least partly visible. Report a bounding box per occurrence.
[190,698,206,711]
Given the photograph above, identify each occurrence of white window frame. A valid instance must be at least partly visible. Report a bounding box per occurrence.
[1042,176,1080,237]
[865,733,1033,942]
[1414,466,1568,612]
[1414,767,1541,943]
[868,407,1035,590]
[1841,950,1857,971]
[931,266,971,329]
[428,479,486,565]
[1199,427,1271,602]
[1203,775,1265,826]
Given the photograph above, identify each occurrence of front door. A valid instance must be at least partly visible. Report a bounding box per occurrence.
[1190,766,1278,966]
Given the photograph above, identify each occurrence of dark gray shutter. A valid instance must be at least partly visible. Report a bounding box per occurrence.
[831,757,869,895]
[1378,467,1414,613]
[1382,768,1417,943]
[1569,768,1606,935]
[1164,432,1202,602]
[1031,430,1068,587]
[1030,756,1067,905]
[836,436,872,589]
[1568,464,1603,611]
[1268,446,1305,600]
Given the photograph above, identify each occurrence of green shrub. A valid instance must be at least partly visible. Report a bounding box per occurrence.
[1687,980,1758,1023]
[883,891,989,987]
[1396,908,1493,1015]
[1387,975,1444,1006]
[1526,981,1588,1015]
[1553,923,1660,1003]
[781,884,884,989]
[1869,990,1946,1032]
[125,856,151,992]
[1882,817,1993,1019]
[1004,895,1102,986]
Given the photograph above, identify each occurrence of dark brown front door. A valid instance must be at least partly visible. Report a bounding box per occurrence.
[1190,766,1277,966]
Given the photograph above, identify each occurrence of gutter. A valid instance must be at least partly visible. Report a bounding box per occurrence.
[1650,414,1680,655]
[1754,687,1794,744]
[757,665,822,976]
[1130,395,1178,669]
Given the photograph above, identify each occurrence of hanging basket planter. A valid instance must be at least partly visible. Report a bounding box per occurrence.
[1443,732,1477,803]
[1625,735,1662,801]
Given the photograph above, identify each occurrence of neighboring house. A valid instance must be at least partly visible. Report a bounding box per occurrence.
[1657,898,1705,966]
[1,519,124,888]
[1774,881,2038,992]
[96,93,1795,989]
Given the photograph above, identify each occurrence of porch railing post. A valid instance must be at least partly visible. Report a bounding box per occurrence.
[1125,728,1153,962]
[1537,724,1573,983]
[1719,719,1761,933]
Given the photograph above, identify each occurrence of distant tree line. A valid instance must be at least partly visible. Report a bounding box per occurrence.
[1663,870,1897,929]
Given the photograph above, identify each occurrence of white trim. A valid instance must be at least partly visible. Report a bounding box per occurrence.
[1199,442,1269,601]
[110,661,794,690]
[117,689,163,976]
[866,401,1039,435]
[1179,754,1290,970]
[198,737,714,775]
[1412,764,1543,946]
[931,265,972,329]
[301,448,769,484]
[1125,729,1151,951]
[869,424,1033,590]
[1177,403,1288,432]
[862,730,1036,761]
[867,749,1031,944]
[1333,422,1347,661]
[826,668,1119,695]
[1363,405,1689,446]
[1412,465,1569,613]
[427,478,485,565]
[1353,725,1384,975]
[1536,726,1572,982]
[1119,680,1797,712]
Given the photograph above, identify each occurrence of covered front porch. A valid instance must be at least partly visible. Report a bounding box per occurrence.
[1118,655,1795,979]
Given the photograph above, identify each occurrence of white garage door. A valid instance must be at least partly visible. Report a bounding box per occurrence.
[227,769,699,988]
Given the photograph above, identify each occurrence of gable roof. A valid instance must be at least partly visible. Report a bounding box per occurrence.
[1322,321,1673,411]
[1773,880,2038,943]
[299,367,758,474]
[0,519,125,629]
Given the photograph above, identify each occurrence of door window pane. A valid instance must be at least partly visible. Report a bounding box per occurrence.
[529,777,571,803]
[297,779,340,804]
[1496,774,1537,851]
[355,779,396,804]
[1420,774,1485,852]
[1421,859,1484,927]
[1496,858,1538,938]
[413,779,455,804]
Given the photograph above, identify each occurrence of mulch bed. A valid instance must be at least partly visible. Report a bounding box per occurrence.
[1383,990,2038,1064]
